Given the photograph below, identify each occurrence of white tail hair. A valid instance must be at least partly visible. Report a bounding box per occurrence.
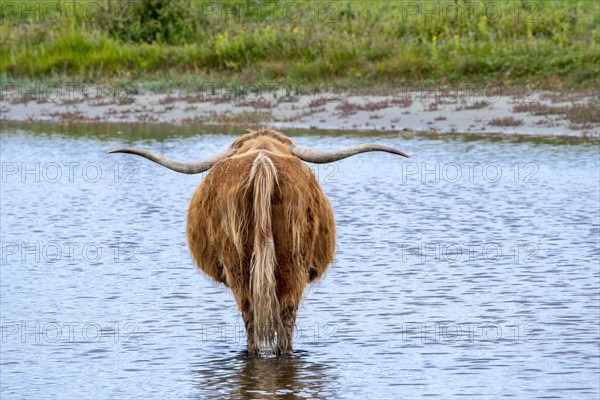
[248,151,282,353]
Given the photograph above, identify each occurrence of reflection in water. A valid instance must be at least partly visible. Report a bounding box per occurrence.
[191,351,338,399]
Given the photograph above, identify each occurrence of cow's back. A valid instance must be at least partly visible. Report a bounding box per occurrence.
[186,151,335,296]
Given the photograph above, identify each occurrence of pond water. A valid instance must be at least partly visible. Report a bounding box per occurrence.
[1,123,599,399]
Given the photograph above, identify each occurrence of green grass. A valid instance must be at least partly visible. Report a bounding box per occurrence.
[1,0,599,91]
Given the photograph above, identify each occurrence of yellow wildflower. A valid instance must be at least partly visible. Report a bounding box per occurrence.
[292,27,299,33]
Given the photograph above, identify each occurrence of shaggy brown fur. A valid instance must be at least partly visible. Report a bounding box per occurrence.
[186,129,335,354]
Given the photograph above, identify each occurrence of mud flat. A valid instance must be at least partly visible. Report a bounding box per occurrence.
[2,90,598,138]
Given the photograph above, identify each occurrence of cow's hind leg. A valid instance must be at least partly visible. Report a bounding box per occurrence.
[241,308,258,354]
[277,303,298,355]
[234,293,257,354]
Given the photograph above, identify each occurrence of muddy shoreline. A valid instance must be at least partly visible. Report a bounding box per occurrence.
[1,90,598,138]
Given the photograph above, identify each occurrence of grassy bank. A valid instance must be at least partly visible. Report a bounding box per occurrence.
[1,0,599,91]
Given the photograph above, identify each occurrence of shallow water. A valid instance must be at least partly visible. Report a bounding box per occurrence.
[1,123,599,399]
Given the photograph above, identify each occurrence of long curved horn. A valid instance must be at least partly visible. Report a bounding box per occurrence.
[107,147,235,174]
[290,143,410,163]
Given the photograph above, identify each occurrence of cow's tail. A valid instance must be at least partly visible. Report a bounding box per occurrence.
[248,151,282,353]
